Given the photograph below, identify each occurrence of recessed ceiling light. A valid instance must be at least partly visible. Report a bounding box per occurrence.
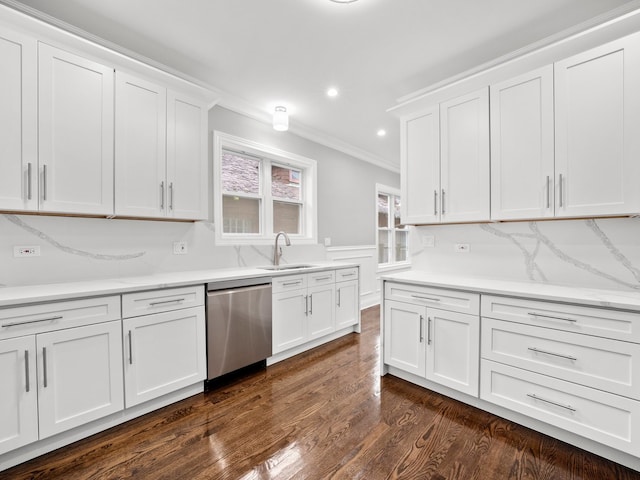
[329,0,359,3]
[327,87,338,97]
[377,129,387,137]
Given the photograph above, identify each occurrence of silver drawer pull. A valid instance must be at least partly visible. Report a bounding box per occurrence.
[411,294,441,302]
[528,347,577,361]
[419,315,424,342]
[42,347,48,388]
[528,312,577,323]
[340,273,356,278]
[283,281,302,287]
[427,317,432,345]
[149,298,185,306]
[2,316,63,328]
[527,393,576,412]
[128,330,133,365]
[25,350,30,393]
[313,275,332,281]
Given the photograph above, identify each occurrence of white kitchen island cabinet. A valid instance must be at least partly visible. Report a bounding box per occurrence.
[0,26,37,212]
[554,32,640,218]
[121,286,206,408]
[38,43,115,215]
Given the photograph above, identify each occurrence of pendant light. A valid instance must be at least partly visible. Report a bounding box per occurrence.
[273,106,289,131]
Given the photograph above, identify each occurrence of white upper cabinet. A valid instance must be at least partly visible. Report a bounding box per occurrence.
[490,66,555,220]
[440,87,490,223]
[115,72,167,218]
[401,106,440,224]
[38,43,114,215]
[555,32,640,217]
[166,91,208,220]
[0,27,37,211]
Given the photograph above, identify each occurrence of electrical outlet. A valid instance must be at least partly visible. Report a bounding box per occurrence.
[173,241,188,255]
[324,237,332,247]
[454,243,470,253]
[421,235,435,247]
[14,246,41,257]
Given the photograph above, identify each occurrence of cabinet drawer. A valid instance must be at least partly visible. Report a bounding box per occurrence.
[122,285,204,318]
[482,317,640,399]
[307,270,335,287]
[0,296,121,340]
[481,360,640,456]
[385,282,479,315]
[482,295,640,343]
[272,274,307,293]
[336,267,358,282]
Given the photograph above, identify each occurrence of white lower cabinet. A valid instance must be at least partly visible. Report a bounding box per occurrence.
[272,268,359,357]
[383,288,480,397]
[123,306,205,407]
[37,320,124,439]
[0,336,38,455]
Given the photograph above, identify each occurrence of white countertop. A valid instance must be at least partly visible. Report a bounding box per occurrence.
[382,271,640,312]
[0,262,354,307]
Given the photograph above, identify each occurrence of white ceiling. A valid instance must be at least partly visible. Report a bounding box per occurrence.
[6,0,640,171]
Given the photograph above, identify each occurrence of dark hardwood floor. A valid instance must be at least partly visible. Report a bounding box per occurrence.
[4,306,640,480]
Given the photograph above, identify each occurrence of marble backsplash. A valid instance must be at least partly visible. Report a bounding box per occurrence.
[410,217,640,292]
[0,214,326,287]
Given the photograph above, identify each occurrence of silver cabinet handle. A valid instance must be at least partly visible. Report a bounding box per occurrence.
[309,294,313,315]
[169,182,174,211]
[427,317,432,345]
[411,294,441,302]
[25,350,30,393]
[149,298,185,306]
[546,175,550,209]
[340,273,356,278]
[314,275,332,281]
[128,330,133,365]
[441,189,446,215]
[2,315,63,328]
[337,288,341,307]
[433,190,438,215]
[528,347,577,361]
[419,314,424,343]
[558,173,564,207]
[160,181,165,210]
[27,163,33,200]
[42,164,48,201]
[527,393,576,412]
[283,281,302,287]
[42,347,48,388]
[528,312,577,323]
[304,295,308,316]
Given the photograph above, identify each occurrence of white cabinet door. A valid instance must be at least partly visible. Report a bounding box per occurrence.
[0,336,38,455]
[555,32,640,217]
[426,309,479,397]
[336,279,359,330]
[307,284,335,340]
[123,306,205,407]
[38,43,114,215]
[440,88,490,223]
[491,66,555,220]
[0,27,37,211]
[272,290,307,354]
[383,300,426,377]
[401,106,440,224]
[166,91,208,220]
[115,71,167,218]
[37,320,123,439]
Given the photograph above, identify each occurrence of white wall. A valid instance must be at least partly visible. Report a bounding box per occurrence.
[410,217,640,291]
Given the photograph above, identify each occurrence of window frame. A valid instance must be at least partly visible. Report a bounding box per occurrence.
[213,131,317,245]
[376,184,410,270]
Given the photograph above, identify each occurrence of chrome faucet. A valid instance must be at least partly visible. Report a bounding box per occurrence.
[273,231,291,267]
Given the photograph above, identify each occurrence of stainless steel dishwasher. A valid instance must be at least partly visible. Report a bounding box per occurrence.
[206,278,272,381]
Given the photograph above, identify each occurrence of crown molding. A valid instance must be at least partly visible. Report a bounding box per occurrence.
[391,1,640,110]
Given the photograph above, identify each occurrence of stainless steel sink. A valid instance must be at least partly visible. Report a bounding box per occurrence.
[259,264,316,271]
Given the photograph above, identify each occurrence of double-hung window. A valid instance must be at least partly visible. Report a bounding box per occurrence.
[377,185,409,267]
[214,131,317,244]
